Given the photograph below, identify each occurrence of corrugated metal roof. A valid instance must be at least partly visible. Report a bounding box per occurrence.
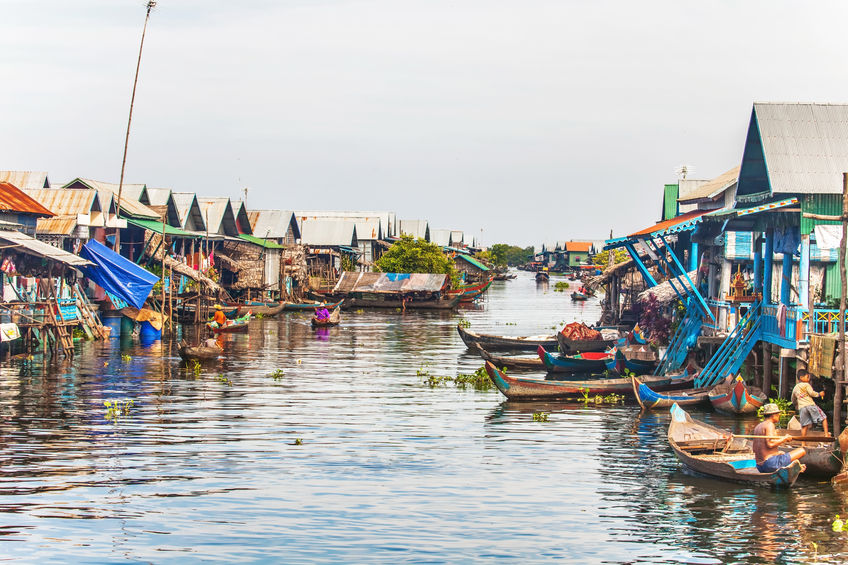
[64,178,158,219]
[430,229,452,247]
[333,271,448,293]
[300,219,358,246]
[752,103,848,196]
[295,210,393,236]
[450,230,464,245]
[0,182,54,217]
[295,211,383,241]
[23,188,98,216]
[630,210,709,238]
[678,167,740,204]
[197,197,238,236]
[36,217,78,235]
[230,200,254,235]
[248,209,299,240]
[171,192,205,231]
[0,171,49,189]
[0,230,92,266]
[145,187,172,207]
[455,253,490,271]
[398,220,429,240]
[565,241,593,252]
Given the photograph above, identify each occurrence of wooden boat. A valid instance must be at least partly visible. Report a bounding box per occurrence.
[708,376,767,415]
[631,376,709,410]
[535,271,550,282]
[447,278,493,302]
[781,418,842,478]
[311,307,341,327]
[537,345,611,373]
[344,294,460,310]
[604,347,657,376]
[470,343,544,371]
[284,299,344,311]
[571,292,588,301]
[457,324,558,351]
[207,312,250,333]
[178,339,221,362]
[493,273,516,281]
[556,331,616,353]
[667,403,802,487]
[483,361,679,400]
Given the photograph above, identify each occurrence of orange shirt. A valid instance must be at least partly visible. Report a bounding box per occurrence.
[213,310,227,325]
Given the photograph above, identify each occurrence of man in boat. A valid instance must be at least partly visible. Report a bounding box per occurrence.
[752,403,806,473]
[213,304,228,327]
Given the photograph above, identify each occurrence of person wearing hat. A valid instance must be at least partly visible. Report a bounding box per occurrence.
[213,304,227,327]
[752,403,806,473]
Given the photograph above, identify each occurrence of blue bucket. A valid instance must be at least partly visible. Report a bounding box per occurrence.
[139,320,162,341]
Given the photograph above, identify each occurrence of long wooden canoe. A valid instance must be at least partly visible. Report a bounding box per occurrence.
[631,376,709,410]
[458,324,558,351]
[178,339,221,362]
[537,345,610,373]
[470,343,544,371]
[708,377,767,415]
[483,361,679,400]
[284,299,344,311]
[447,278,493,302]
[604,348,657,376]
[668,403,802,487]
[535,271,550,282]
[344,294,461,309]
[207,313,250,334]
[311,307,341,327]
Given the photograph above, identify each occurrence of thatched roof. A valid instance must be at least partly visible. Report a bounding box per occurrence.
[636,271,696,304]
[584,258,637,290]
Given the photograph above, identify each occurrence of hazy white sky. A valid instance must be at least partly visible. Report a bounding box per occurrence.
[3,1,848,247]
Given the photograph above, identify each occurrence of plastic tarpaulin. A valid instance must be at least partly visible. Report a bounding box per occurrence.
[80,239,158,309]
[333,272,448,294]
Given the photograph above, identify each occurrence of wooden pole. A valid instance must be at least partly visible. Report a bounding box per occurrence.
[115,1,155,251]
[835,173,848,438]
[160,221,166,331]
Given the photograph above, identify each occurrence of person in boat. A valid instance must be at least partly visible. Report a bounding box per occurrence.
[203,337,223,350]
[752,403,806,473]
[213,304,228,327]
[315,307,330,321]
[791,369,828,437]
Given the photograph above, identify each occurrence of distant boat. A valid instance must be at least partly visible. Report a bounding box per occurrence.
[283,299,344,311]
[178,339,222,362]
[311,307,341,327]
[535,271,550,283]
[570,292,588,301]
[207,312,250,334]
[447,278,493,302]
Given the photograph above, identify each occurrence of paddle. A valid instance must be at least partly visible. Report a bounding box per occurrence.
[726,434,835,442]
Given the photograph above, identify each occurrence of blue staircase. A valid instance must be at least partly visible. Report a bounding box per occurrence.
[655,298,702,376]
[695,300,763,389]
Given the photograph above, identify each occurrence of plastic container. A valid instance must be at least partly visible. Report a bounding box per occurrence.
[139,320,162,341]
[120,315,135,336]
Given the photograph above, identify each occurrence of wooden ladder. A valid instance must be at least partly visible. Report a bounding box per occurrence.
[46,299,74,355]
[74,284,106,340]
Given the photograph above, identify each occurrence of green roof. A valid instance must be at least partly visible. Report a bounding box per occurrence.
[127,218,200,238]
[238,234,285,249]
[456,253,490,271]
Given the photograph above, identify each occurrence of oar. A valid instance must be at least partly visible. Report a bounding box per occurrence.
[726,434,835,442]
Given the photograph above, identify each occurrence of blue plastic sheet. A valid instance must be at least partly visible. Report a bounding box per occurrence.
[80,240,158,309]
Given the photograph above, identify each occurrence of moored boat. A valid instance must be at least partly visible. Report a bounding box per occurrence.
[535,271,550,282]
[667,403,802,487]
[447,278,493,302]
[708,376,767,415]
[483,361,679,400]
[457,324,558,351]
[537,345,610,373]
[178,339,222,362]
[284,299,344,311]
[570,292,588,301]
[344,294,460,309]
[556,331,617,353]
[470,343,544,371]
[631,376,709,410]
[604,347,657,376]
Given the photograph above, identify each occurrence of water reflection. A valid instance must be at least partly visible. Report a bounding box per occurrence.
[0,273,844,562]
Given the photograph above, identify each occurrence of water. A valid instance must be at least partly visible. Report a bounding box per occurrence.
[1,272,846,563]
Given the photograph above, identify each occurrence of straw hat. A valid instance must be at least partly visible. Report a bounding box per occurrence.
[762,403,781,416]
[214,304,222,310]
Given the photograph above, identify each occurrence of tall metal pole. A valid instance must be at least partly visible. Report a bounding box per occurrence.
[115,1,156,252]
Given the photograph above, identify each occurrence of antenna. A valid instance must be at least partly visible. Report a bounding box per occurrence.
[675,164,691,181]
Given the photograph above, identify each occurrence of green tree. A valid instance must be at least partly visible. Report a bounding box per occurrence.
[489,244,534,266]
[592,248,629,266]
[376,235,459,282]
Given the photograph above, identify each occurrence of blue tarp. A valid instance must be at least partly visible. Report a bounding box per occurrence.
[80,239,159,309]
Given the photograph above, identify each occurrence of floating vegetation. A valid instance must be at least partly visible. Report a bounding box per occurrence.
[505,322,517,326]
[293,438,303,446]
[454,366,494,391]
[423,374,452,387]
[267,368,285,381]
[833,515,846,532]
[184,359,202,377]
[533,412,549,422]
[355,309,364,314]
[578,387,625,405]
[121,353,132,363]
[215,374,233,386]
[457,318,471,328]
[554,281,570,292]
[72,327,85,339]
[255,313,265,320]
[104,399,135,422]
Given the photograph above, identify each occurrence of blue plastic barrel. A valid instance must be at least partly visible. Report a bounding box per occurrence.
[139,320,161,341]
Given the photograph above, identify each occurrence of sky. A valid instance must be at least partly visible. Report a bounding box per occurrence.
[3,1,848,248]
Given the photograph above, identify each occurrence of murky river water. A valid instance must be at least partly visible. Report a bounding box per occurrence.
[1,272,847,563]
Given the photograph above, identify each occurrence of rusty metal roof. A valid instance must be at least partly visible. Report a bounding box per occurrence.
[36,217,78,235]
[0,171,50,189]
[0,182,54,217]
[23,188,99,216]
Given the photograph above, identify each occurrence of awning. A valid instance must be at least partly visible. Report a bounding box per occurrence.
[126,218,201,238]
[629,210,710,239]
[705,197,799,219]
[79,239,158,309]
[0,230,92,267]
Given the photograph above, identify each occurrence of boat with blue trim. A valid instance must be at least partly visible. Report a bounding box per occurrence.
[708,376,767,415]
[536,345,610,373]
[631,375,708,410]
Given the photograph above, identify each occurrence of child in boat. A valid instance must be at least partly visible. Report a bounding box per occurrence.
[791,369,828,437]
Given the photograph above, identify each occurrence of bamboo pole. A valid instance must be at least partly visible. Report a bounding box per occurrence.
[836,173,848,438]
[115,1,156,251]
[160,219,166,332]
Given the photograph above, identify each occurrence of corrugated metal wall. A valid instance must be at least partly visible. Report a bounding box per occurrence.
[826,261,842,302]
[801,194,842,234]
[662,184,679,221]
